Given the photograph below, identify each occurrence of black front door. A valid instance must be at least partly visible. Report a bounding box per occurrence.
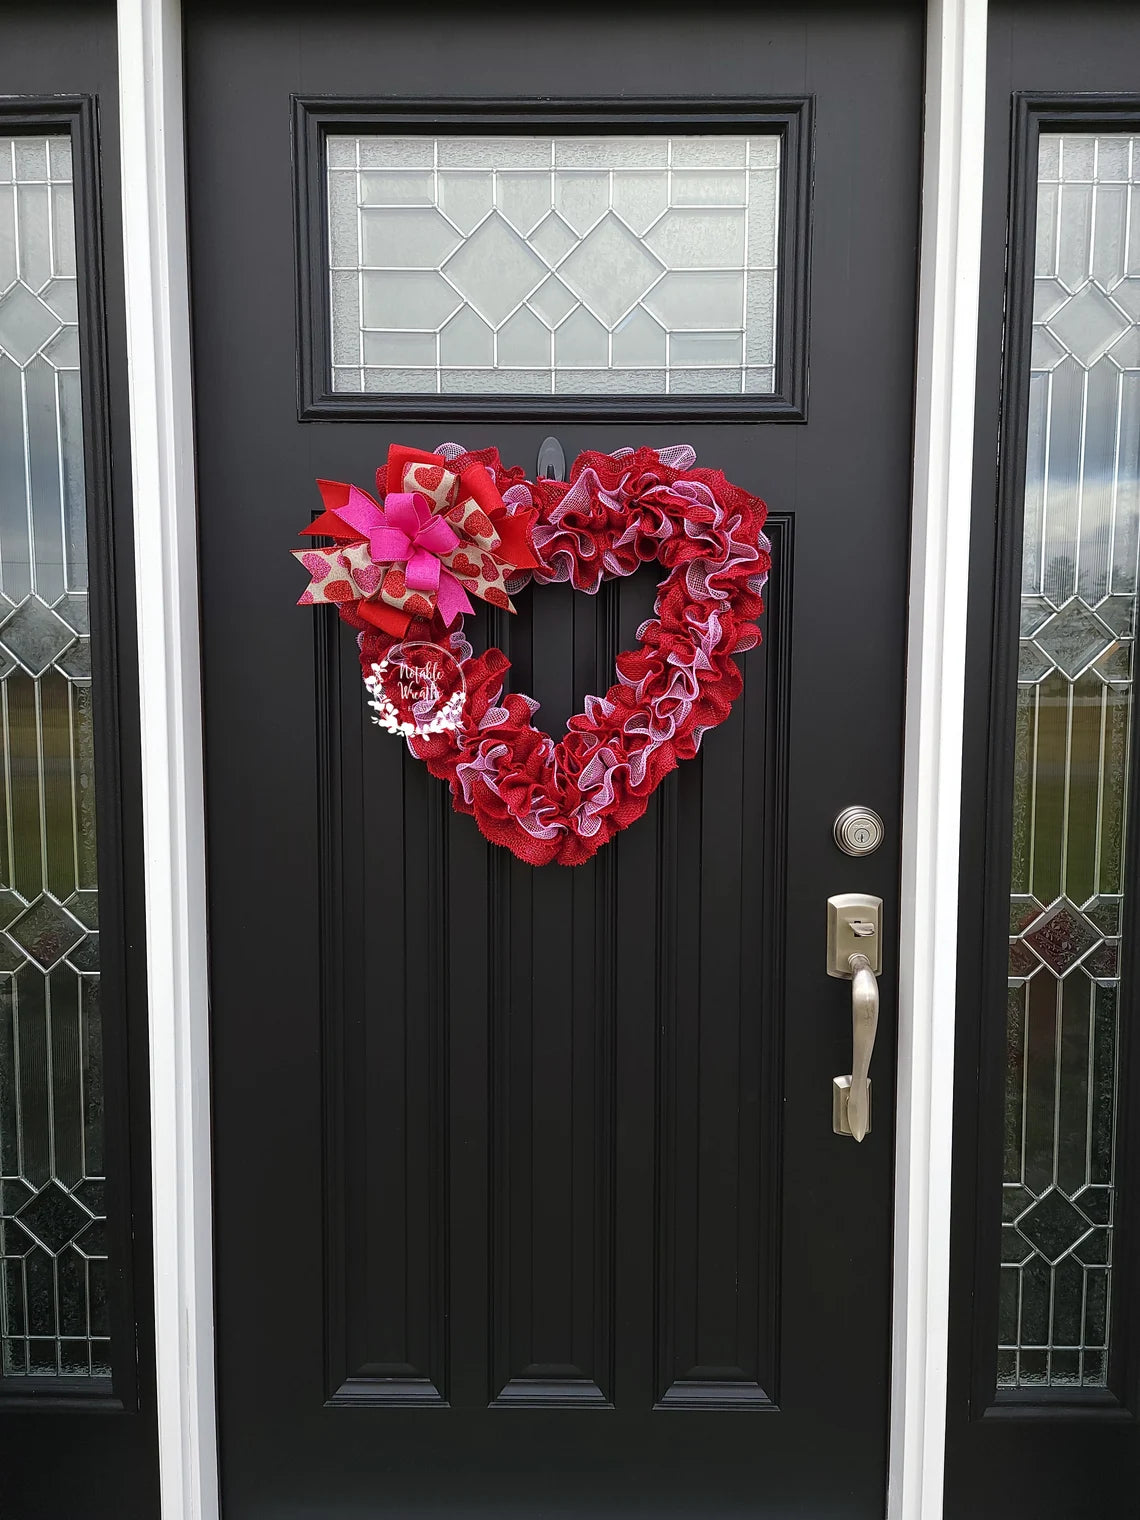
[187,4,922,1515]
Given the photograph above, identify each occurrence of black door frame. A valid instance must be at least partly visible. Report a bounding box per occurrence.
[949,3,1140,1514]
[0,4,158,1515]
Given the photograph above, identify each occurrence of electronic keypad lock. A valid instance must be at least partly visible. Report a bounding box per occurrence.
[826,893,882,1142]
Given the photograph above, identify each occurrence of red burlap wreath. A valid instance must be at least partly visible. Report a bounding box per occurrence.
[301,443,770,866]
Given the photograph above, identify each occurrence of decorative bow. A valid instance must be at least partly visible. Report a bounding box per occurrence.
[293,444,541,637]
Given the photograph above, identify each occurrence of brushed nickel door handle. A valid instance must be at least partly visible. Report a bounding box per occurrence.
[842,952,879,1142]
[826,894,883,1142]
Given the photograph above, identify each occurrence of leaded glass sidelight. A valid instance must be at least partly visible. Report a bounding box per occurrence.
[325,134,780,396]
[0,135,107,1378]
[1000,133,1140,1390]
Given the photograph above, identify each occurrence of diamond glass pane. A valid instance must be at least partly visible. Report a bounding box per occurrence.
[0,137,107,1379]
[325,135,780,396]
[1001,134,1140,1390]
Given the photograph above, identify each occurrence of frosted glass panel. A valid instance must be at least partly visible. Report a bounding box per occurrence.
[1000,134,1140,1392]
[0,136,107,1379]
[326,135,780,395]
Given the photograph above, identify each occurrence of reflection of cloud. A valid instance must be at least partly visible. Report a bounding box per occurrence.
[1020,475,1140,605]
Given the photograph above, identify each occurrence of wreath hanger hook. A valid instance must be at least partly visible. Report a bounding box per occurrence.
[537,436,566,483]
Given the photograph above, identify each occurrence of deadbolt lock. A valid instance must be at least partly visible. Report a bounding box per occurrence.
[834,806,885,857]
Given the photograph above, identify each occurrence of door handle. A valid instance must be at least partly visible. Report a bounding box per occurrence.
[841,952,879,1141]
[826,893,883,1142]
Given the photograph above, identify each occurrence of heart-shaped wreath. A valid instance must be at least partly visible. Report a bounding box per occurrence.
[293,442,770,866]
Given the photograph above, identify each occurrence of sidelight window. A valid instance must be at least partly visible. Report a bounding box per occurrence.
[1000,131,1140,1390]
[0,133,107,1380]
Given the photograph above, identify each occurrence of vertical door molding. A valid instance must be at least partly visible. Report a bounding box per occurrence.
[116,2,219,1518]
[890,2,988,1519]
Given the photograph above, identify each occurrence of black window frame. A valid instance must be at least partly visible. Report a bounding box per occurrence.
[0,95,145,1415]
[293,96,812,424]
[958,90,1140,1427]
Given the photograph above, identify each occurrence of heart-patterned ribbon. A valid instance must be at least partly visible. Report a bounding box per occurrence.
[293,444,541,637]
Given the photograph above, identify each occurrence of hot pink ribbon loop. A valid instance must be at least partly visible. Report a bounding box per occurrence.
[335,485,387,538]
[337,488,461,595]
[384,494,461,592]
[306,456,532,631]
[406,549,441,594]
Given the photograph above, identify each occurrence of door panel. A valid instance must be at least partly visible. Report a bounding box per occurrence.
[321,542,789,1413]
[187,3,921,1515]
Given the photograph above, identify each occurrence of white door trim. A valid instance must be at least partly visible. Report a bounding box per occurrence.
[117,2,219,1518]
[889,2,987,1517]
[115,2,987,1516]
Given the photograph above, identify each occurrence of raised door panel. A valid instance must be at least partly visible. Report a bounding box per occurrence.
[321,526,790,1410]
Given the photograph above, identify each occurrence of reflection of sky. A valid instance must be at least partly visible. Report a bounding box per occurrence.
[1028,137,1140,610]
[1022,365,1140,606]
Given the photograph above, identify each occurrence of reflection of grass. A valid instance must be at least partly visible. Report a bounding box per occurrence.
[1012,673,1130,905]
[0,669,103,1349]
[0,671,97,904]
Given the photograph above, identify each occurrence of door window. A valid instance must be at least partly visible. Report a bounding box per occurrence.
[325,133,780,397]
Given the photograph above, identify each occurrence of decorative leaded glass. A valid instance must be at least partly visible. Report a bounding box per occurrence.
[1000,132,1140,1390]
[0,135,107,1378]
[325,135,779,395]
